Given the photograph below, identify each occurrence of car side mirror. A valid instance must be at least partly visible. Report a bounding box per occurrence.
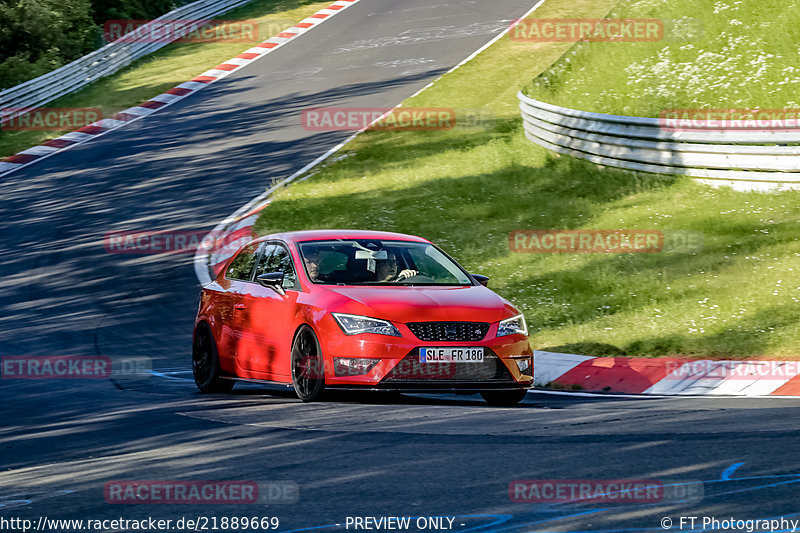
[257,272,286,295]
[472,274,489,287]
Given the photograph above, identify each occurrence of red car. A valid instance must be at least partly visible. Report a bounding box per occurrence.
[192,230,533,405]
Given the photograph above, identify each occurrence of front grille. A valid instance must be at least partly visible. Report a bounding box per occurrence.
[407,321,490,342]
[381,349,513,383]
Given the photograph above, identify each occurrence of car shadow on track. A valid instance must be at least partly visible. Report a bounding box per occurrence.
[215,384,560,408]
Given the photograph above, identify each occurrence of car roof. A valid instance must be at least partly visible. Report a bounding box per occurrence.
[257,229,432,244]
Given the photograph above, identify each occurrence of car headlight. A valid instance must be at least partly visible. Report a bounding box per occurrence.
[332,313,401,337]
[497,314,528,337]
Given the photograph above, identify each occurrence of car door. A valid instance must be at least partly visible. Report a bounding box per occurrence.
[218,241,262,372]
[235,242,300,378]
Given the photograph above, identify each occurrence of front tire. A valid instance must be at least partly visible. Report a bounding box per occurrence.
[192,325,234,393]
[291,326,326,402]
[480,389,528,406]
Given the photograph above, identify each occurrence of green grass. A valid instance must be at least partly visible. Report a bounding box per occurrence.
[253,0,800,360]
[0,0,331,159]
[522,0,800,115]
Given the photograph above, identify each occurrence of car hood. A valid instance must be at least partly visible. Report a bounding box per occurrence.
[325,285,518,324]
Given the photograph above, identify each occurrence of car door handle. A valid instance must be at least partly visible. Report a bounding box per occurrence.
[234,304,246,310]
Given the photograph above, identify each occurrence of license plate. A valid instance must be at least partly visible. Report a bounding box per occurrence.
[420,347,484,363]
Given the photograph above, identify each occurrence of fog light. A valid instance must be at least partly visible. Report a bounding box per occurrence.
[516,358,531,373]
[334,357,380,377]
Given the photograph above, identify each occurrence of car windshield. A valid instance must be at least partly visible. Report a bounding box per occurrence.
[298,239,473,286]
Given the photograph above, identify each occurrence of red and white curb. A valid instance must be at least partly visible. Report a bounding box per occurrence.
[0,0,360,178]
[534,351,800,397]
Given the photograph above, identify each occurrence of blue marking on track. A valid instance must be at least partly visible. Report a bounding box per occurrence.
[711,477,800,498]
[721,462,745,480]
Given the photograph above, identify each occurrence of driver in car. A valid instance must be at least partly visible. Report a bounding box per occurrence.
[303,248,321,281]
[376,251,418,282]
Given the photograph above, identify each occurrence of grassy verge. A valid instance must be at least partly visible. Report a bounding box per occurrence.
[253,0,800,359]
[522,0,800,115]
[0,0,331,159]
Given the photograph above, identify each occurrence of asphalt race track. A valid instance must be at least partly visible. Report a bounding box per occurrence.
[2,1,800,531]
[4,379,800,532]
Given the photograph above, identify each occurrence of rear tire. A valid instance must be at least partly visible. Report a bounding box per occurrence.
[480,389,528,406]
[192,325,234,393]
[291,326,326,402]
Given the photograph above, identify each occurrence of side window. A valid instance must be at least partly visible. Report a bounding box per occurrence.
[225,242,260,281]
[266,245,298,289]
[253,244,278,279]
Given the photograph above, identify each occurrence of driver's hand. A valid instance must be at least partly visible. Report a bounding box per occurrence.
[396,269,419,280]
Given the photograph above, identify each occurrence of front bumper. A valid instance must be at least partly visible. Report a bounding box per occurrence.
[322,333,533,389]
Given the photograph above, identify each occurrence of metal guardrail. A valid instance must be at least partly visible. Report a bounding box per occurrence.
[518,91,800,190]
[0,0,254,125]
